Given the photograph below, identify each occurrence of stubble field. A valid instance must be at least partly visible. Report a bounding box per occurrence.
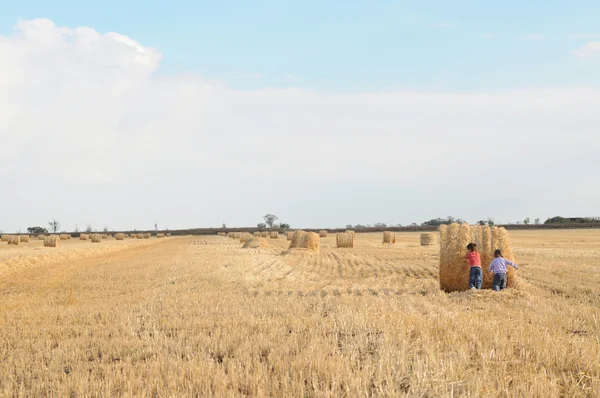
[0,230,599,396]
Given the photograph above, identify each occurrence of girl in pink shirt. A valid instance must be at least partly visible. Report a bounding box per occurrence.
[466,243,482,289]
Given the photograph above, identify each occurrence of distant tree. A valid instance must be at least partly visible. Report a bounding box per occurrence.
[257,223,266,230]
[103,225,109,233]
[487,218,495,226]
[346,224,353,229]
[411,222,418,226]
[154,223,158,231]
[27,226,48,234]
[279,223,290,229]
[373,223,387,228]
[524,217,530,225]
[423,217,466,226]
[263,214,278,228]
[74,224,79,233]
[477,220,487,226]
[48,219,60,233]
[222,223,227,229]
[354,224,366,229]
[85,224,93,233]
[534,218,540,225]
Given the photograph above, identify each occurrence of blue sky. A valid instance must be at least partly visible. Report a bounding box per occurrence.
[2,0,600,91]
[1,2,600,231]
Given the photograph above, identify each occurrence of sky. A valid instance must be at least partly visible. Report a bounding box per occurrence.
[1,1,599,232]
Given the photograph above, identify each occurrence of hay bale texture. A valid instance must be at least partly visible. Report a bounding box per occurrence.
[260,231,268,238]
[382,231,396,244]
[420,233,437,246]
[136,234,144,239]
[80,234,89,241]
[44,235,59,247]
[319,230,328,238]
[8,235,20,245]
[91,234,102,243]
[243,237,271,249]
[156,233,165,238]
[439,224,517,292]
[288,230,320,252]
[115,233,125,240]
[336,232,354,248]
[270,231,279,239]
[239,232,253,243]
[143,233,150,239]
[287,232,293,241]
[60,234,70,240]
[20,235,30,243]
[1,234,8,242]
[253,231,261,237]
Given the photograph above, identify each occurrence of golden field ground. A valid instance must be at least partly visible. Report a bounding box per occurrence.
[0,230,599,397]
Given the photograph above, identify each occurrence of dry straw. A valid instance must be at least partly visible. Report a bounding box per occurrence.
[319,230,328,238]
[80,234,89,241]
[44,235,59,247]
[1,234,8,242]
[288,230,320,252]
[420,233,437,246]
[143,233,150,239]
[336,232,354,248]
[439,223,517,292]
[243,237,270,249]
[156,233,165,238]
[239,232,253,243]
[91,234,102,243]
[270,231,279,239]
[136,234,144,239]
[115,233,125,240]
[382,231,396,244]
[253,231,261,237]
[60,234,70,240]
[287,231,293,241]
[8,235,20,245]
[260,231,268,238]
[20,235,30,243]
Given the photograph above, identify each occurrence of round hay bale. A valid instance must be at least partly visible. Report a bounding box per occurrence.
[253,231,261,237]
[156,233,165,238]
[115,233,125,240]
[239,232,253,243]
[336,232,354,248]
[8,235,20,245]
[420,233,436,246]
[270,231,279,239]
[166,233,171,236]
[382,231,395,244]
[136,233,144,239]
[286,231,293,241]
[439,223,518,292]
[1,234,9,242]
[288,231,320,252]
[260,231,268,238]
[44,235,59,247]
[59,234,69,240]
[319,230,328,238]
[91,234,102,243]
[243,237,271,249]
[80,234,89,241]
[20,235,30,243]
[143,233,150,239]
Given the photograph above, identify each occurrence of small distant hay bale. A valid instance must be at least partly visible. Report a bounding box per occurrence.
[239,232,253,243]
[287,231,293,241]
[420,233,437,246]
[59,234,70,240]
[166,233,171,236]
[439,224,517,292]
[337,232,354,248]
[143,233,150,239]
[260,231,268,238]
[91,234,102,243]
[382,231,395,244]
[20,235,30,243]
[1,234,8,242]
[136,233,144,239]
[115,233,125,240]
[44,235,59,247]
[270,231,279,239]
[8,235,20,245]
[156,233,165,238]
[80,234,89,241]
[38,235,46,240]
[243,237,271,249]
[253,231,261,237]
[288,230,320,252]
[319,230,328,238]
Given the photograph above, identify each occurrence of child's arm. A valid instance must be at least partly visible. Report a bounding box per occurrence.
[505,259,519,270]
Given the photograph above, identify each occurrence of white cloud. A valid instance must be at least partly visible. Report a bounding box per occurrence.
[571,41,600,58]
[523,33,544,40]
[1,19,599,231]
[481,33,498,39]
[570,33,600,39]
[431,22,453,29]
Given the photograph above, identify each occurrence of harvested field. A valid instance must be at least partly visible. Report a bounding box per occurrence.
[0,230,599,396]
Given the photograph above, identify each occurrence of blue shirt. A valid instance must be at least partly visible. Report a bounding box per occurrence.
[488,257,518,274]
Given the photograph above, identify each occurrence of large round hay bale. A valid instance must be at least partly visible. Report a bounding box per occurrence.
[91,234,102,243]
[44,235,59,247]
[8,235,20,245]
[260,231,268,238]
[319,230,328,238]
[336,232,354,248]
[288,231,320,252]
[115,233,125,240]
[439,223,517,292]
[20,235,30,243]
[270,231,279,239]
[420,233,436,246]
[382,231,395,244]
[243,237,271,249]
[80,234,89,241]
[239,232,253,243]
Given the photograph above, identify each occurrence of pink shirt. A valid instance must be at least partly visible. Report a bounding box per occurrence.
[466,251,481,267]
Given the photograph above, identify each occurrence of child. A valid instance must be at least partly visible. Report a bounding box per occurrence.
[488,249,519,291]
[466,243,482,289]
